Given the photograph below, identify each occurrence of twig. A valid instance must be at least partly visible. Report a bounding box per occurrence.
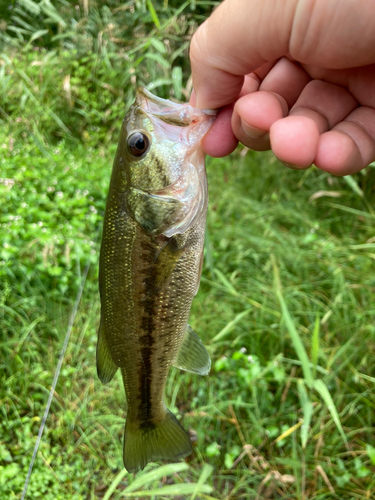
[21,262,90,500]
[316,465,335,495]
[281,366,297,404]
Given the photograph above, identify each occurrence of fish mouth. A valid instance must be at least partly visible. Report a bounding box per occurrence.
[136,87,217,126]
[134,87,217,154]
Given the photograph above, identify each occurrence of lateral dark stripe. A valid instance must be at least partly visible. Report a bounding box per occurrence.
[137,237,159,428]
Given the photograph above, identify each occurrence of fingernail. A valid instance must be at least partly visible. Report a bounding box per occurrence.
[241,119,268,139]
[279,160,307,170]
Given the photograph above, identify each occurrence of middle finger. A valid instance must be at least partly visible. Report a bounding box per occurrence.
[232,57,311,149]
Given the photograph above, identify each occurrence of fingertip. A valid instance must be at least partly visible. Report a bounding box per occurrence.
[231,91,287,152]
[202,105,238,157]
[270,116,320,168]
[235,91,287,131]
[314,131,363,175]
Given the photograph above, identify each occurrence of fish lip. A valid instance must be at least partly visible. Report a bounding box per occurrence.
[136,86,217,125]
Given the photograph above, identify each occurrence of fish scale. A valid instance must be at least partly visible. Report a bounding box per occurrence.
[97,88,216,472]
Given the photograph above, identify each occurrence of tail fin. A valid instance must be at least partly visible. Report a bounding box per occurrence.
[123,410,193,473]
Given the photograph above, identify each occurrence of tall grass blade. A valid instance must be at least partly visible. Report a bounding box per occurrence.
[313,379,347,444]
[144,52,170,68]
[18,0,40,15]
[149,37,166,53]
[343,175,374,214]
[190,463,213,500]
[311,314,320,379]
[214,268,237,294]
[29,29,49,44]
[328,203,375,220]
[146,77,173,90]
[349,243,375,250]
[343,175,364,198]
[123,463,189,493]
[160,0,191,30]
[172,65,182,100]
[103,469,128,500]
[210,309,251,343]
[14,315,46,355]
[356,372,375,385]
[40,1,67,27]
[204,227,215,276]
[203,271,280,317]
[275,421,303,442]
[47,108,72,135]
[297,379,313,449]
[11,15,34,32]
[326,332,359,372]
[120,483,212,497]
[147,0,161,29]
[272,256,313,386]
[366,444,375,465]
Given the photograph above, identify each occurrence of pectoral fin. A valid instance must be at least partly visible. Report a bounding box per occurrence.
[173,324,211,375]
[96,318,118,384]
[127,187,182,235]
[151,236,184,292]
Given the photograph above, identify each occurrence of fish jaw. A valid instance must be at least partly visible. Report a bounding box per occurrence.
[136,87,216,175]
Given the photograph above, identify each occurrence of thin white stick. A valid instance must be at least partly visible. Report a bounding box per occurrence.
[21,262,90,500]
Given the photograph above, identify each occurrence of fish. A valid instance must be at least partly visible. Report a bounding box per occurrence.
[97,87,216,473]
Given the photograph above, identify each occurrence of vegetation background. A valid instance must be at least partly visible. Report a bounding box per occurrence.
[1,0,375,498]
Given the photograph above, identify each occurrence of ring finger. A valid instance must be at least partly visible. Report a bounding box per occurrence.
[270,80,358,167]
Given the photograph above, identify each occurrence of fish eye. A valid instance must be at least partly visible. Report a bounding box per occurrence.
[127,132,150,157]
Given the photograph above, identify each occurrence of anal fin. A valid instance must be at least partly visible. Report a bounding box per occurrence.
[173,324,211,375]
[96,318,118,384]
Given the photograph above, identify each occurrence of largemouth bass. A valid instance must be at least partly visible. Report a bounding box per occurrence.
[97,88,216,472]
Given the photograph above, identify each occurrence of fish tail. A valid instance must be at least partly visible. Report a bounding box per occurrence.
[123,410,193,473]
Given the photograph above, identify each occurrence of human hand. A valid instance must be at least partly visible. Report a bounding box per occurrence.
[190,0,375,175]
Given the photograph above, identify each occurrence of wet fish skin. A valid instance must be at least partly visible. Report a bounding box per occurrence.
[97,88,215,472]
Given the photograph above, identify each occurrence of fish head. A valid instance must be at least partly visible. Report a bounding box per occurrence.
[112,88,216,236]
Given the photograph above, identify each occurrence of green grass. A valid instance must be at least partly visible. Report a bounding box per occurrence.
[0,0,216,146]
[2,134,375,499]
[1,1,375,498]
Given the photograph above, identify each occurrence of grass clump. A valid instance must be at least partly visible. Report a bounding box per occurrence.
[0,0,216,145]
[0,136,109,299]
